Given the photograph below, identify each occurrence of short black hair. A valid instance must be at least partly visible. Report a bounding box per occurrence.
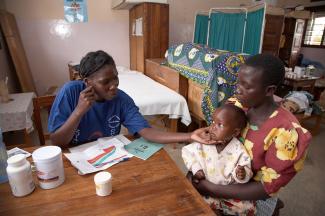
[245,54,285,87]
[221,104,247,130]
[79,50,116,79]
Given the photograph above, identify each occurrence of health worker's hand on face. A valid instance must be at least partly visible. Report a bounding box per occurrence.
[190,127,216,145]
[76,86,96,116]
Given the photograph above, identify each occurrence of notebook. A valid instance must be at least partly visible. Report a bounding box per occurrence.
[124,138,164,160]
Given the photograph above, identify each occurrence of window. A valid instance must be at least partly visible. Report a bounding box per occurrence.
[303,11,325,47]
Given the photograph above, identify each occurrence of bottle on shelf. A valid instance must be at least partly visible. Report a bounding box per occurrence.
[0,128,9,184]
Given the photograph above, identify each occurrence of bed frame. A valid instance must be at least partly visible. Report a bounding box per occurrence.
[145,58,206,128]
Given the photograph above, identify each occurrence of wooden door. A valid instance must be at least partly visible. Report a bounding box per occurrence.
[0,10,36,93]
[262,14,284,56]
[279,18,296,65]
[289,19,305,67]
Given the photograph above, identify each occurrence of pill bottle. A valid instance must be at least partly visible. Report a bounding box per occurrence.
[7,154,35,197]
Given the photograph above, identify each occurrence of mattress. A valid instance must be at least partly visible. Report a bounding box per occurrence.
[117,66,191,126]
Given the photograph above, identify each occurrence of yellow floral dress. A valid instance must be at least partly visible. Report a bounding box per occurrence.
[240,106,312,195]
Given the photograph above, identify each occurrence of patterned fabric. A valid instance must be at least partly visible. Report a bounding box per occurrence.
[206,197,256,216]
[182,138,256,215]
[166,42,249,124]
[284,90,324,115]
[256,198,278,216]
[231,100,312,195]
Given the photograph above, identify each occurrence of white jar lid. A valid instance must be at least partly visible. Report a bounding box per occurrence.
[7,154,26,166]
[32,146,62,162]
[94,171,112,184]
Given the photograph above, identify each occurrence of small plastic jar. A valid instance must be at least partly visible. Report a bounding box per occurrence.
[6,154,35,197]
[94,171,112,196]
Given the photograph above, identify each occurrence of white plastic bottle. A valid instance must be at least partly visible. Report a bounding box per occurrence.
[6,154,35,197]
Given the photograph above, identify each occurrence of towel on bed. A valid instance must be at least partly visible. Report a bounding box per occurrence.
[166,42,249,124]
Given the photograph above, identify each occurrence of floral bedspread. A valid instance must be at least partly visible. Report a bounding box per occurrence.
[166,42,249,124]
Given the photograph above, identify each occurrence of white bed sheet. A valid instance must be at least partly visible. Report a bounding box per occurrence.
[117,66,191,126]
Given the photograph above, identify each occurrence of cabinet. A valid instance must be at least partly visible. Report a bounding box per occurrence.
[129,3,169,72]
[279,18,305,68]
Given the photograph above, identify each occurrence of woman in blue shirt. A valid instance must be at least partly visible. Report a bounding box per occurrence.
[48,50,210,147]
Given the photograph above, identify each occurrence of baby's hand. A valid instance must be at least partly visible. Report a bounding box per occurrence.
[236,165,246,180]
[193,170,205,183]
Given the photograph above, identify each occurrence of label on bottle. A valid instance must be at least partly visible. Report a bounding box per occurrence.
[7,164,35,196]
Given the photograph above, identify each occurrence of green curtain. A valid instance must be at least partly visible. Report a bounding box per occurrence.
[208,12,245,52]
[193,14,209,45]
[243,8,265,55]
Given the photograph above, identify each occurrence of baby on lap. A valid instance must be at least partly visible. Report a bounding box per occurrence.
[182,104,255,215]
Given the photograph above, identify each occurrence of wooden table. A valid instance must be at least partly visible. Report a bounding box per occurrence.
[284,76,320,92]
[0,146,214,216]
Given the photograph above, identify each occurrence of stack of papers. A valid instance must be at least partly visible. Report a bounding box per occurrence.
[64,137,132,175]
[64,135,164,175]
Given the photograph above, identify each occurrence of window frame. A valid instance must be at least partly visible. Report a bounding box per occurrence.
[302,6,325,49]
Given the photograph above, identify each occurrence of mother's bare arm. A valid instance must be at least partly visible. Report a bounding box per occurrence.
[193,178,269,200]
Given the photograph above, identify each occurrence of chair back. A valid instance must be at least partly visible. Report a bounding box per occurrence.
[33,95,55,145]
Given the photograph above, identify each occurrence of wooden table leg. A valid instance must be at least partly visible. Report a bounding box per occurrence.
[24,129,31,146]
[312,114,322,135]
[169,119,178,149]
[169,119,178,133]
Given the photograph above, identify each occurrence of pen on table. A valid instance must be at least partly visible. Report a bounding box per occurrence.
[119,157,130,162]
[112,157,130,163]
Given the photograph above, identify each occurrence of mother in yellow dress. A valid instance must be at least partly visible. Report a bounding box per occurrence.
[191,53,312,216]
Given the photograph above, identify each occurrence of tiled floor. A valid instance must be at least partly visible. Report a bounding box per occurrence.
[3,118,325,216]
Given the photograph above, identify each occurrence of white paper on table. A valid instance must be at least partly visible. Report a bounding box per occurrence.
[7,147,31,158]
[64,136,133,175]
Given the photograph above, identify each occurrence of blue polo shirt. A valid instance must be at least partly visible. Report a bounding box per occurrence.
[48,81,149,144]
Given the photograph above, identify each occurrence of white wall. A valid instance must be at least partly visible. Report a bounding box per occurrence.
[5,0,129,95]
[5,0,254,94]
[167,0,252,45]
[4,0,323,94]
[301,47,325,70]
